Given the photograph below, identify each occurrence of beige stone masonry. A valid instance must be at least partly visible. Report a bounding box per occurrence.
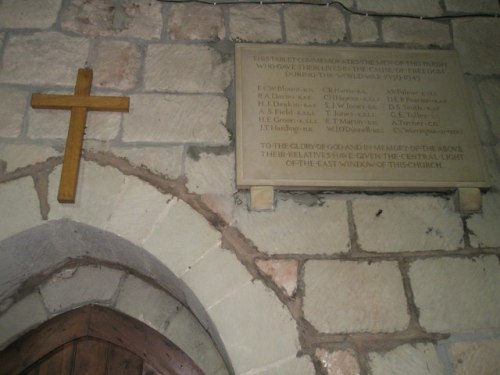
[0,0,61,29]
[0,32,89,86]
[409,256,500,332]
[449,339,500,375]
[241,356,315,375]
[356,0,443,16]
[255,259,298,297]
[144,45,232,93]
[0,87,29,138]
[315,349,360,375]
[284,5,346,44]
[122,94,230,144]
[230,5,282,42]
[445,0,500,13]
[467,193,500,248]
[168,4,225,41]
[353,196,463,252]
[350,15,378,43]
[479,79,500,139]
[303,260,409,333]
[382,18,451,46]
[0,144,60,172]
[185,152,236,196]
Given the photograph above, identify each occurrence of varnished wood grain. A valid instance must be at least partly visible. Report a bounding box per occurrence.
[73,339,108,375]
[31,94,129,112]
[37,342,75,375]
[107,345,143,375]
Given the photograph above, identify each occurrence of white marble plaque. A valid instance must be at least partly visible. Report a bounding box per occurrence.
[235,44,490,190]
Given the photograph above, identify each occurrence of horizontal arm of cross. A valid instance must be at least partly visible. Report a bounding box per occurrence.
[31,93,130,112]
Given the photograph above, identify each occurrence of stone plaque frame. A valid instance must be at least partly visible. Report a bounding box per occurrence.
[235,44,490,202]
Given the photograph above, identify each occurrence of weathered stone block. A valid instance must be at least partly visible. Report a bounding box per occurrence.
[0,32,89,86]
[235,195,349,255]
[450,339,500,375]
[250,355,316,375]
[168,4,225,40]
[479,79,500,139]
[445,0,500,13]
[284,5,346,44]
[357,0,443,16]
[382,18,451,46]
[0,0,61,29]
[467,193,500,248]
[230,5,281,42]
[144,45,231,93]
[185,151,236,195]
[353,196,463,252]
[0,87,28,138]
[303,260,409,333]
[122,94,229,144]
[256,259,298,297]
[315,349,360,375]
[409,256,500,332]
[0,144,60,172]
[350,15,378,43]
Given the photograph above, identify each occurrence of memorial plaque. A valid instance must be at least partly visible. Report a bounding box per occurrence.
[235,44,490,191]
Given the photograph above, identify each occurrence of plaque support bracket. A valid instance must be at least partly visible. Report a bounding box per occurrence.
[250,186,275,211]
[456,187,482,213]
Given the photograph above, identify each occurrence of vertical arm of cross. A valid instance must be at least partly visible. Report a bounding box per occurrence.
[58,69,92,203]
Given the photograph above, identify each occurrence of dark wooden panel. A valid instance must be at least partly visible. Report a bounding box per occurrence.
[142,363,174,375]
[73,339,108,375]
[106,345,143,375]
[38,342,75,375]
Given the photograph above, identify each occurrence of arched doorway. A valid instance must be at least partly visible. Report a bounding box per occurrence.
[0,305,204,375]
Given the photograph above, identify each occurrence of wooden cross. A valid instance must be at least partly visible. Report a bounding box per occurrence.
[31,68,130,203]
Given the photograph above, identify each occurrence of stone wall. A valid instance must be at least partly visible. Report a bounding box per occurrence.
[0,1,499,374]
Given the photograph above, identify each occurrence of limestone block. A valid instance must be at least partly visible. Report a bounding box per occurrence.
[246,355,316,375]
[143,199,221,276]
[450,339,500,375]
[144,45,231,93]
[0,293,47,349]
[382,18,451,46]
[201,194,236,225]
[61,0,162,40]
[353,196,463,252]
[168,4,225,40]
[48,162,127,228]
[0,177,42,241]
[0,144,60,172]
[284,5,346,44]
[0,87,29,138]
[93,40,141,90]
[350,15,378,43]
[0,32,89,86]
[40,266,124,313]
[356,0,443,16]
[467,193,500,248]
[164,307,229,375]
[207,280,300,374]
[230,5,282,43]
[0,33,4,49]
[304,260,409,333]
[453,19,500,75]
[0,0,61,29]
[315,349,360,375]
[409,256,500,332]
[105,176,172,245]
[235,196,349,255]
[445,0,500,13]
[115,275,181,332]
[368,343,445,375]
[122,94,230,145]
[255,259,298,297]
[479,79,500,139]
[185,152,236,195]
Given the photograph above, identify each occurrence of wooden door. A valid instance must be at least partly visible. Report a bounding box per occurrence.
[0,305,204,375]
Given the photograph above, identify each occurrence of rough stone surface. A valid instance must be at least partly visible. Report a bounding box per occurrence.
[93,40,141,90]
[479,79,500,139]
[409,256,500,332]
[247,355,316,375]
[0,0,61,29]
[145,45,231,93]
[357,0,443,16]
[0,144,60,172]
[0,293,47,349]
[350,15,378,43]
[115,275,181,332]
[165,307,229,375]
[201,194,235,225]
[445,0,500,13]
[368,343,444,375]
[255,259,298,297]
[122,94,229,144]
[40,266,123,313]
[315,349,360,375]
[230,5,282,42]
[453,19,500,75]
[235,196,349,255]
[449,339,500,375]
[467,193,500,248]
[284,5,346,44]
[304,260,409,333]
[186,152,236,195]
[207,280,299,374]
[0,177,42,241]
[168,4,225,41]
[61,0,162,40]
[143,199,221,276]
[382,18,451,46]
[353,196,463,252]
[0,87,28,138]
[0,32,89,86]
